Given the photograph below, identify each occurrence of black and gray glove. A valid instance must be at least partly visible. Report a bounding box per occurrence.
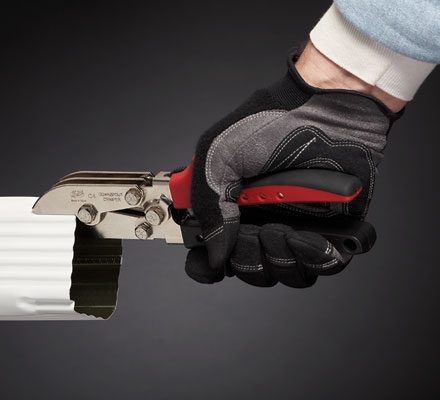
[185,55,401,287]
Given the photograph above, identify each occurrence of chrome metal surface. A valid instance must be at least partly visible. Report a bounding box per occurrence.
[135,223,153,240]
[77,204,98,224]
[32,170,183,244]
[145,205,166,226]
[125,187,143,206]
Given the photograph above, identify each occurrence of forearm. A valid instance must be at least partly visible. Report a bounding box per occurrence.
[295,41,407,113]
[296,3,437,112]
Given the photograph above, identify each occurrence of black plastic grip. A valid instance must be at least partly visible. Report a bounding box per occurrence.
[241,169,362,196]
[236,169,363,206]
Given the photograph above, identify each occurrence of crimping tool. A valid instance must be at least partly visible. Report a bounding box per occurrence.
[33,163,376,255]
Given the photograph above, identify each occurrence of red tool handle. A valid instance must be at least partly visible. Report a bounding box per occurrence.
[169,160,362,210]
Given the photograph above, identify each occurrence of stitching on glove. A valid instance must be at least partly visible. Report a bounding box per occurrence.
[288,234,336,260]
[263,126,315,171]
[203,217,240,242]
[296,157,343,171]
[270,137,317,171]
[286,138,317,168]
[231,260,263,272]
[296,158,350,214]
[263,126,375,216]
[304,258,339,269]
[272,203,338,218]
[204,226,224,241]
[302,127,374,203]
[265,254,297,264]
[225,180,242,202]
[206,111,286,193]
[219,113,289,200]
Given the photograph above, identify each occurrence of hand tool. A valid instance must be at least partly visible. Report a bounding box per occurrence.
[32,163,376,255]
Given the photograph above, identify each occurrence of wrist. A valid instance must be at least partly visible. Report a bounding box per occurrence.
[295,41,407,113]
[306,4,435,106]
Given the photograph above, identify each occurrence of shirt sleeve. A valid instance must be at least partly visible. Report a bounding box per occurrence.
[310,4,436,101]
[334,0,440,64]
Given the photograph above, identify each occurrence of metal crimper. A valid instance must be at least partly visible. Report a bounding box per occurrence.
[33,163,376,256]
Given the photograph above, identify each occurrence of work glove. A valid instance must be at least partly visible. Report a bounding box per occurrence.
[185,54,401,287]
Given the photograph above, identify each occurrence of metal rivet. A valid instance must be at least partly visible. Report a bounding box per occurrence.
[145,206,166,226]
[125,187,143,206]
[135,223,153,240]
[77,204,98,225]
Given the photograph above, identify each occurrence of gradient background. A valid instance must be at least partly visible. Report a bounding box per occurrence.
[1,1,439,399]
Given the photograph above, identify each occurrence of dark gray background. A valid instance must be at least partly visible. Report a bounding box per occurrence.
[0,1,439,399]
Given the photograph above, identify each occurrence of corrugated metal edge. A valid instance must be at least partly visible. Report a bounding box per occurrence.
[0,197,122,321]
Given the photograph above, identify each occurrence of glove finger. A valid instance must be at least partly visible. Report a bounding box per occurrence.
[230,224,276,287]
[259,224,317,288]
[202,212,240,278]
[286,231,352,275]
[185,247,225,284]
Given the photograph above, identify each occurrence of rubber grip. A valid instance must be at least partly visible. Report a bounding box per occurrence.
[169,162,363,209]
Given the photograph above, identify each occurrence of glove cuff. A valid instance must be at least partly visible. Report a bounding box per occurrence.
[275,51,404,123]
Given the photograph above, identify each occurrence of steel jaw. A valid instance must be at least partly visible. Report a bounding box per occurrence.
[32,171,184,244]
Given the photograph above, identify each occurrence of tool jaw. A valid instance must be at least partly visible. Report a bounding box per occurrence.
[32,171,183,244]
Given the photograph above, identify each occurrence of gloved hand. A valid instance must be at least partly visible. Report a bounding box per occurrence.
[185,54,401,287]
